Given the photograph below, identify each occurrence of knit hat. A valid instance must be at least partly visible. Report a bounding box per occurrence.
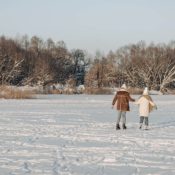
[143,87,149,95]
[121,83,127,90]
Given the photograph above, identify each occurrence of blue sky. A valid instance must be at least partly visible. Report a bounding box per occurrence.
[0,0,175,54]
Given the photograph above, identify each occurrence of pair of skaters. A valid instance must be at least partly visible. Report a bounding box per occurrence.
[112,84,157,130]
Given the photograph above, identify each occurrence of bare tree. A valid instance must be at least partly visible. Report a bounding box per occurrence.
[0,55,24,85]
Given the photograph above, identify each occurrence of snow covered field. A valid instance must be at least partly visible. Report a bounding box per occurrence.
[0,95,175,175]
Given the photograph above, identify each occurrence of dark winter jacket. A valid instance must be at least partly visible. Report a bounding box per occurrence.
[112,90,135,111]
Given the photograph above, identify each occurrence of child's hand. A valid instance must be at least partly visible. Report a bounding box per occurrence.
[154,105,158,110]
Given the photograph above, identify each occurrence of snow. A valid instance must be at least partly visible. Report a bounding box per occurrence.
[0,95,175,175]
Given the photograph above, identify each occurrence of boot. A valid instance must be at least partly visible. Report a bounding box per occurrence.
[139,124,142,129]
[116,124,120,130]
[123,124,127,129]
[145,125,149,130]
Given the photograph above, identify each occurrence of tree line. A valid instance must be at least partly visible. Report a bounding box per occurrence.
[1,35,175,92]
[85,41,175,92]
[0,35,89,87]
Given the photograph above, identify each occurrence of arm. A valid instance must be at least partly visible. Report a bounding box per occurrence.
[128,94,135,102]
[149,100,155,106]
[112,93,117,106]
[148,96,157,109]
[149,100,157,109]
[134,97,141,105]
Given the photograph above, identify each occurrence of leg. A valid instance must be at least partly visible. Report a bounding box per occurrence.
[121,111,127,129]
[145,117,149,130]
[117,111,122,124]
[139,116,144,129]
[116,111,122,129]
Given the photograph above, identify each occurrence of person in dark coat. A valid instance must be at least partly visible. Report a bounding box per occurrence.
[112,84,135,130]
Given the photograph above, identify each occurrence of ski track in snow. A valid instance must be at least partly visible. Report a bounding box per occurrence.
[0,95,175,175]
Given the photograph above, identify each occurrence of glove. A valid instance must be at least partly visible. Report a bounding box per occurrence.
[154,105,158,110]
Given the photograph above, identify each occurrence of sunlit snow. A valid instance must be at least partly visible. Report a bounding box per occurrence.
[0,95,175,175]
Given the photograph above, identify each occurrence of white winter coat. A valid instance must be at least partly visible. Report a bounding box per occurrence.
[135,95,155,117]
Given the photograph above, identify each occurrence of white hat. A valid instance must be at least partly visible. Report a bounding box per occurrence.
[121,83,127,90]
[143,87,149,95]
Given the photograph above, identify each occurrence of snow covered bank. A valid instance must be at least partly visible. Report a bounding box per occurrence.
[0,95,174,175]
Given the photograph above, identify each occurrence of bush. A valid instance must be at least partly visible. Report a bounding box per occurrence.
[44,89,63,94]
[128,87,143,95]
[0,86,35,99]
[84,87,113,94]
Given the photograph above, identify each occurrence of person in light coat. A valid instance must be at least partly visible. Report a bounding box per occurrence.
[135,87,157,130]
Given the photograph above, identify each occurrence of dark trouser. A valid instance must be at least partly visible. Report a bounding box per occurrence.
[140,116,149,126]
[117,111,126,125]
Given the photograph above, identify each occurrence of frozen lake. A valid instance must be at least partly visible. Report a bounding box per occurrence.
[0,95,175,175]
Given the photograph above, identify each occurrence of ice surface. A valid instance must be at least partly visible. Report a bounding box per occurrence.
[0,95,174,175]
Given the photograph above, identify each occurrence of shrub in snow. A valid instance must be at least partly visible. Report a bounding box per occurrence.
[0,86,35,99]
[77,85,85,94]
